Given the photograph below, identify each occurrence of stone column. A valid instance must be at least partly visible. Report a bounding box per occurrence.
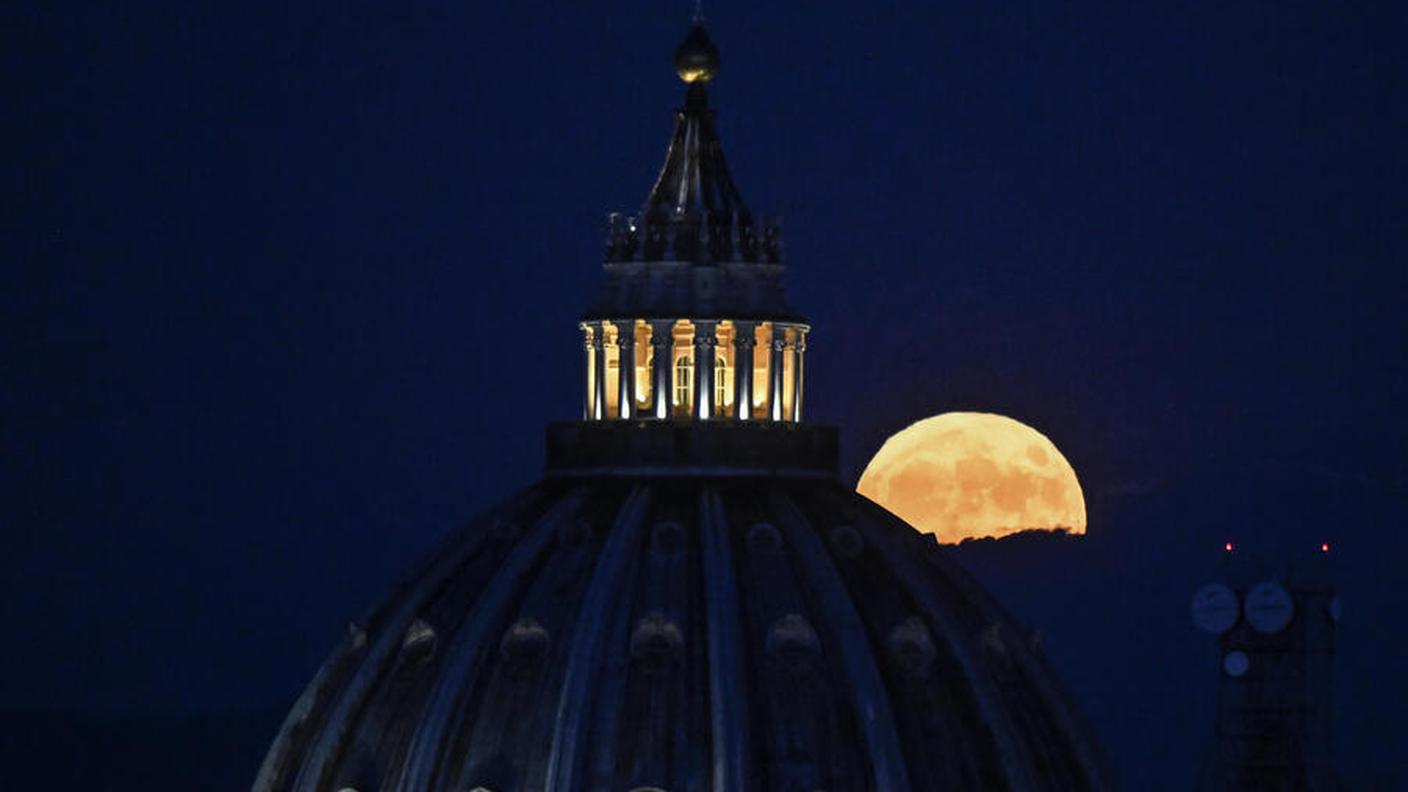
[693,320,716,421]
[591,323,607,421]
[616,320,635,419]
[792,330,807,422]
[769,324,785,421]
[580,325,592,420]
[650,320,672,420]
[733,320,756,421]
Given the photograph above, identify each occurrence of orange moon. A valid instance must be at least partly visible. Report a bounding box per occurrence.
[857,412,1086,544]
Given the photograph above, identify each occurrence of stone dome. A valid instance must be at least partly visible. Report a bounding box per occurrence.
[254,18,1109,792]
[254,429,1107,792]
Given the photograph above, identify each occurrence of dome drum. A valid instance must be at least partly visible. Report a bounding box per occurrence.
[544,420,838,478]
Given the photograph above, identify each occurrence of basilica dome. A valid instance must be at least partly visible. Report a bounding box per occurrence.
[255,20,1109,792]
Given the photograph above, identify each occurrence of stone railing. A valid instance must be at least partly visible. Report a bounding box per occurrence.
[605,211,782,264]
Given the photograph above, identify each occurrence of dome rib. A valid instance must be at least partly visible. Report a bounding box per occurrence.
[544,486,652,789]
[396,489,590,792]
[881,499,1109,787]
[839,489,1040,789]
[771,493,912,792]
[293,520,491,790]
[255,629,359,791]
[257,486,559,792]
[700,489,749,792]
[843,488,1110,788]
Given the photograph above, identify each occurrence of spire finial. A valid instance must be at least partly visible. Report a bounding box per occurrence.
[692,0,704,23]
[674,20,719,83]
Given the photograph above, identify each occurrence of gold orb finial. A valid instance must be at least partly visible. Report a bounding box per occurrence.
[674,23,719,83]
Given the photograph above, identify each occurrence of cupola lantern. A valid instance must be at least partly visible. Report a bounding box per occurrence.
[581,23,807,424]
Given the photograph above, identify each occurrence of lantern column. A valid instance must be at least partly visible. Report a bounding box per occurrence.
[769,324,784,421]
[580,323,594,420]
[650,320,672,419]
[616,320,635,419]
[693,320,717,420]
[591,325,607,421]
[733,320,756,420]
[792,330,806,422]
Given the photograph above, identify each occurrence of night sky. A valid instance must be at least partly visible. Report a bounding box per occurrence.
[4,1,1406,788]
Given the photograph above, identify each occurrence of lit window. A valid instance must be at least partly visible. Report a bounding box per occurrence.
[635,322,653,408]
[674,355,692,408]
[638,349,654,406]
[781,327,796,420]
[752,321,772,418]
[715,354,732,409]
[603,322,620,416]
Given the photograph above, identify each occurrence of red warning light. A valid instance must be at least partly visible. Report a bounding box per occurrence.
[1321,542,1330,553]
[1224,541,1234,553]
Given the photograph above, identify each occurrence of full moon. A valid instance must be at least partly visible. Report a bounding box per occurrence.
[857,412,1086,544]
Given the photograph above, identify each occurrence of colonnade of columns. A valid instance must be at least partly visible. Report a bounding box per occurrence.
[580,318,807,423]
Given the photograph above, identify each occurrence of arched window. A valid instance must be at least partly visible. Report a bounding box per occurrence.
[636,346,653,409]
[714,354,732,410]
[752,322,772,418]
[603,323,620,416]
[673,355,692,409]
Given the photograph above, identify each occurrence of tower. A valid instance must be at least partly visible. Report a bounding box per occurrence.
[1192,549,1341,790]
[254,22,1111,792]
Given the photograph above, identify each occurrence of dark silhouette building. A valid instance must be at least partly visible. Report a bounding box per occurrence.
[1193,549,1341,790]
[254,22,1109,792]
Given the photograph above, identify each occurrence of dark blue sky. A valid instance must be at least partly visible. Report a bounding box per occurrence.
[3,1,1406,787]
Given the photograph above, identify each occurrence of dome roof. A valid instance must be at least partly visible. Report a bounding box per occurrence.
[255,462,1108,791]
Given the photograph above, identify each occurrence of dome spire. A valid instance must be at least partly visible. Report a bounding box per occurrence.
[617,19,760,265]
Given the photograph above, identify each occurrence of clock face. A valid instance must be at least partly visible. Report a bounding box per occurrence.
[1191,583,1240,634]
[1245,581,1295,634]
[1223,650,1250,677]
